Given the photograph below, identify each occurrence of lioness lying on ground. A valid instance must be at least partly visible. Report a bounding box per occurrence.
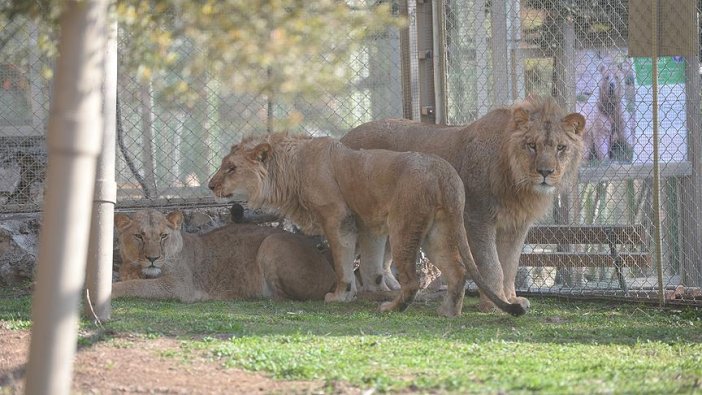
[341,96,585,312]
[208,133,527,317]
[112,209,336,302]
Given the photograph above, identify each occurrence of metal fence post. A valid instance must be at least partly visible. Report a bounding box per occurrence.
[399,0,421,120]
[432,0,448,125]
[649,0,665,306]
[490,0,510,107]
[680,9,702,288]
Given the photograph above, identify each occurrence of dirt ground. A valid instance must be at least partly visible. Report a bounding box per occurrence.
[0,262,443,394]
[0,327,362,395]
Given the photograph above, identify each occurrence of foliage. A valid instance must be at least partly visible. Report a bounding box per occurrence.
[521,0,628,48]
[2,292,701,393]
[1,0,401,103]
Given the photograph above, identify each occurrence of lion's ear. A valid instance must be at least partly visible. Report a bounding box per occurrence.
[512,106,530,127]
[114,213,132,233]
[249,143,271,162]
[166,211,184,230]
[562,113,586,135]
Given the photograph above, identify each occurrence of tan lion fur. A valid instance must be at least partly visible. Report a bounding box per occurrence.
[208,133,528,317]
[112,209,336,302]
[341,96,585,312]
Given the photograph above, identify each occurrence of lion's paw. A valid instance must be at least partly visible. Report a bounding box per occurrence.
[324,290,356,303]
[477,300,498,313]
[513,296,531,312]
[437,303,461,318]
[360,281,390,293]
[384,273,401,291]
[378,301,396,313]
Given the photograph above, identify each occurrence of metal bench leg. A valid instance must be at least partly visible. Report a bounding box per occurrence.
[610,243,629,294]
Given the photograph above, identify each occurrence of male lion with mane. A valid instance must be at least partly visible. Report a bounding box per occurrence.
[208,133,528,317]
[341,96,585,312]
[112,209,336,302]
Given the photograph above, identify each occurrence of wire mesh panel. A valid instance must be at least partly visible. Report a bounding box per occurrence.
[1,1,701,305]
[114,8,404,210]
[0,17,49,213]
[445,0,702,304]
[0,5,404,213]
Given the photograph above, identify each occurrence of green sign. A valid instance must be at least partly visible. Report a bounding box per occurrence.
[634,57,686,86]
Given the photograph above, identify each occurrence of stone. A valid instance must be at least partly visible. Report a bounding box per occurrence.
[0,216,40,286]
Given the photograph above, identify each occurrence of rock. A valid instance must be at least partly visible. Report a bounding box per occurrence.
[0,216,40,286]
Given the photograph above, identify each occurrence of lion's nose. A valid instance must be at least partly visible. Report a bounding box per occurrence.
[538,168,554,178]
[146,256,160,264]
[207,179,217,191]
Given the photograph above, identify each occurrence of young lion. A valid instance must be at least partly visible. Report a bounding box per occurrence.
[341,96,585,312]
[112,209,336,302]
[208,133,527,317]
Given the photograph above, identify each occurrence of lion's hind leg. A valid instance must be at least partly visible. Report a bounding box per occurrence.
[381,240,401,290]
[423,219,467,317]
[258,233,336,301]
[379,217,428,313]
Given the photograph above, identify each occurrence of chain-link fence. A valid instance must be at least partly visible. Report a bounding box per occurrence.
[115,6,405,210]
[444,0,701,304]
[1,1,701,304]
[0,6,405,212]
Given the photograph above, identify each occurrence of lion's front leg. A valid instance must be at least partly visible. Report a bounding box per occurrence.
[496,224,531,309]
[358,231,391,292]
[323,215,359,303]
[111,278,178,301]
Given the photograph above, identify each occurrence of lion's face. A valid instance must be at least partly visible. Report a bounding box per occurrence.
[507,105,585,194]
[208,141,271,202]
[114,209,184,278]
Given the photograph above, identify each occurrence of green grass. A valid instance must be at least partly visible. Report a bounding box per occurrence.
[1,289,701,394]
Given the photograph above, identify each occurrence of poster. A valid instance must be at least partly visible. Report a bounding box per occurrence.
[574,51,689,165]
[631,56,688,164]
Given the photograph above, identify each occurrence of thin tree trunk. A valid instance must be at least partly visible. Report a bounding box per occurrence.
[140,81,157,198]
[25,1,109,394]
[84,18,117,322]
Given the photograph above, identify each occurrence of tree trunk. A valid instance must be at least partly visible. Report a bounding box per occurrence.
[25,1,109,394]
[139,81,157,198]
[84,19,117,322]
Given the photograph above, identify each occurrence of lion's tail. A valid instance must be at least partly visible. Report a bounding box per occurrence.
[456,224,528,317]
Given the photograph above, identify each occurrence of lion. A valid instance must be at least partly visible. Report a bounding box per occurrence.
[341,96,585,312]
[208,133,528,317]
[112,209,336,302]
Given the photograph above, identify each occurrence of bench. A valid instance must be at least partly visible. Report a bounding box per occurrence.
[520,224,651,293]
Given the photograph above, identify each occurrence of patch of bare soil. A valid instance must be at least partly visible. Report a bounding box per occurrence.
[0,327,361,394]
